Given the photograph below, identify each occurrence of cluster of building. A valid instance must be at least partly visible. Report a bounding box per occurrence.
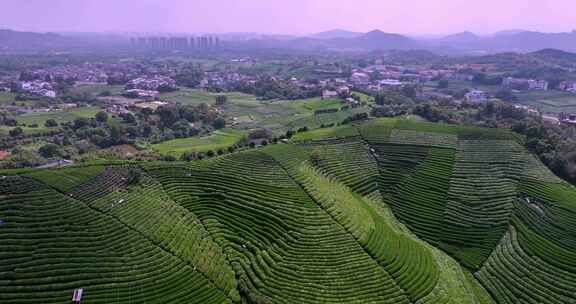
[124,76,177,97]
[342,61,501,103]
[559,81,576,93]
[131,36,221,51]
[558,112,576,124]
[321,86,350,99]
[20,81,56,98]
[100,94,171,115]
[0,82,11,92]
[26,64,109,85]
[346,62,495,94]
[126,75,177,91]
[464,90,489,103]
[200,72,256,89]
[502,77,549,91]
[355,62,497,85]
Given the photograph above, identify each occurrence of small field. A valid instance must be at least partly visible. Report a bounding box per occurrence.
[225,95,367,133]
[70,84,124,97]
[351,91,374,103]
[160,89,259,106]
[0,125,54,136]
[0,92,17,104]
[515,91,576,114]
[432,80,502,94]
[16,106,101,126]
[151,129,245,156]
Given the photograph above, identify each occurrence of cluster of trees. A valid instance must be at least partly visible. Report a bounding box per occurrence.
[471,73,503,86]
[174,64,204,88]
[374,91,414,106]
[0,113,18,127]
[233,77,321,100]
[514,120,576,183]
[154,103,225,135]
[371,89,418,118]
[3,102,227,167]
[59,113,126,149]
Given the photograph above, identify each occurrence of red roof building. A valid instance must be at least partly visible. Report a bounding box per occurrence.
[0,151,11,159]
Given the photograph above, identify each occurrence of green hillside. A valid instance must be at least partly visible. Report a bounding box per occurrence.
[2,119,576,303]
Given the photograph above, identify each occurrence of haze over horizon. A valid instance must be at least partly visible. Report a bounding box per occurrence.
[1,0,575,36]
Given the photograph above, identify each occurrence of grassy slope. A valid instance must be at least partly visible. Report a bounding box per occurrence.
[16,106,100,125]
[151,129,245,156]
[0,125,55,136]
[69,84,124,96]
[515,90,576,114]
[0,91,16,104]
[23,165,105,192]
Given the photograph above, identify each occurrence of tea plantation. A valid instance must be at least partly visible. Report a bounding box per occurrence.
[2,118,576,303]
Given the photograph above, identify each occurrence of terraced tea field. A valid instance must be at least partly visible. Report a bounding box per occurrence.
[2,119,576,303]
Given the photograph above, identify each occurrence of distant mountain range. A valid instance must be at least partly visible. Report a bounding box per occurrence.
[2,28,576,55]
[0,29,74,50]
[237,29,576,54]
[438,31,481,44]
[0,29,128,51]
[237,29,420,51]
[308,29,363,40]
[429,30,576,53]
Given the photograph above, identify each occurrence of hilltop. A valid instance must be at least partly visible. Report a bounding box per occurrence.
[308,29,363,40]
[2,119,576,303]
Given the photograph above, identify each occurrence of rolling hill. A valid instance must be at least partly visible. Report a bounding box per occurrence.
[2,119,576,303]
[0,29,73,50]
[309,29,363,40]
[338,30,419,50]
[439,31,481,44]
[0,29,129,51]
[434,30,576,53]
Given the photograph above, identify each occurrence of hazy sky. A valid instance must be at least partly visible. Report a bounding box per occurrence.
[1,0,574,35]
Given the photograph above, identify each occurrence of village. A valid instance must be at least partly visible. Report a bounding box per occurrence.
[2,55,576,127]
[2,50,576,168]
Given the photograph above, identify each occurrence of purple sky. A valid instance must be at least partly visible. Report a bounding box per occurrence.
[1,0,574,35]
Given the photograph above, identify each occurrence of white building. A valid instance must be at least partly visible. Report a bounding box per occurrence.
[124,89,160,98]
[125,75,177,91]
[351,72,370,85]
[503,77,548,91]
[379,79,403,88]
[465,90,488,103]
[528,79,549,91]
[322,90,339,99]
[559,81,576,92]
[20,81,56,98]
[336,86,350,95]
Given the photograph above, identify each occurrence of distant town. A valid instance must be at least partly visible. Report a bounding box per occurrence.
[3,50,575,123]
